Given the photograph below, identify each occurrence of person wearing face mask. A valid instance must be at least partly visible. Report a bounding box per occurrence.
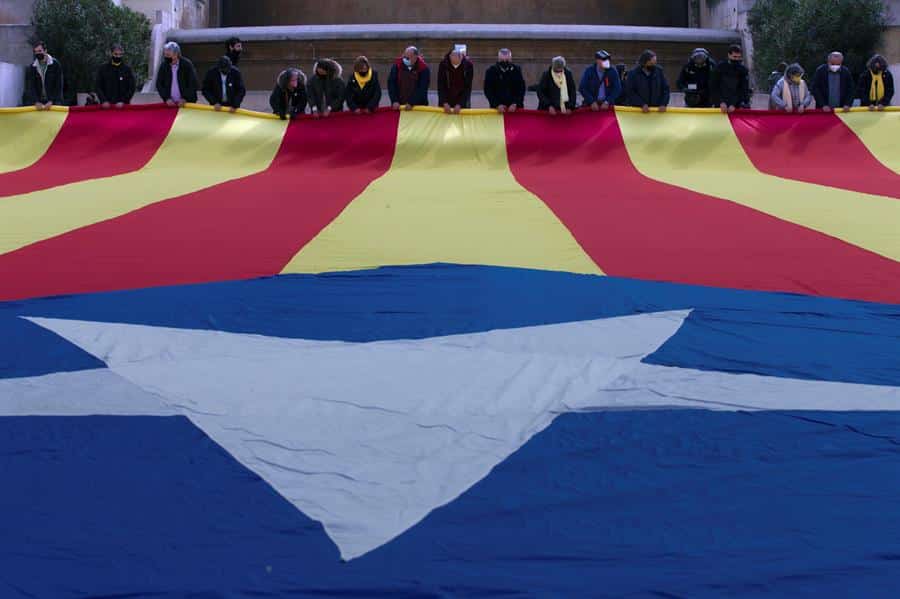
[484,49,526,113]
[438,47,474,113]
[857,54,894,111]
[269,68,308,120]
[811,52,854,113]
[95,43,135,109]
[770,63,812,112]
[625,50,670,112]
[23,40,63,109]
[676,48,714,108]
[537,56,577,115]
[155,41,199,107]
[388,46,431,110]
[307,58,346,117]
[202,55,246,112]
[345,56,382,114]
[579,50,622,111]
[709,44,750,113]
[225,37,243,66]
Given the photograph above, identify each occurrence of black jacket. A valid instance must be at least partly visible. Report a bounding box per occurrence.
[387,58,431,106]
[484,62,526,108]
[307,59,346,113]
[437,53,474,108]
[709,60,750,108]
[95,62,136,104]
[202,65,246,108]
[23,55,64,105]
[156,56,199,103]
[625,66,670,107]
[344,70,382,111]
[857,69,895,107]
[676,60,714,107]
[811,64,855,108]
[536,68,577,111]
[269,69,308,119]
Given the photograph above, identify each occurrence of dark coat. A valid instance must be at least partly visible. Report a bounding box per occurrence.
[709,60,750,108]
[537,68,577,111]
[578,65,622,105]
[95,62,136,104]
[22,55,64,105]
[155,56,199,103]
[202,65,246,108]
[625,65,670,107]
[676,60,714,107]
[269,69,308,119]
[387,57,430,106]
[857,69,895,107]
[437,53,474,108]
[344,70,382,111]
[483,62,526,108]
[811,64,855,108]
[307,59,346,113]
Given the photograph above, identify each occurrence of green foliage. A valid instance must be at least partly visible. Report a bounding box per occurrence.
[32,0,151,100]
[749,0,888,84]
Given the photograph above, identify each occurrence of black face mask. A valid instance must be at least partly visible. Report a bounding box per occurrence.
[730,59,742,65]
[34,53,45,61]
[112,58,123,66]
[164,56,173,64]
[317,72,327,79]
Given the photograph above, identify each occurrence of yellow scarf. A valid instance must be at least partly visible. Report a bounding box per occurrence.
[354,69,373,88]
[869,71,885,103]
[551,70,569,113]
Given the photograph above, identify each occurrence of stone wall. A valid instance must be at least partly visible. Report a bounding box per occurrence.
[221,0,689,27]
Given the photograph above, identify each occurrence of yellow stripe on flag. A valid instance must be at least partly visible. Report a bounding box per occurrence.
[282,111,601,275]
[0,108,286,256]
[837,111,900,174]
[0,110,67,175]
[616,111,900,263]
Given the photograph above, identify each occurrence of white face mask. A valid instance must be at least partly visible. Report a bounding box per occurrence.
[600,60,611,70]
[829,64,841,73]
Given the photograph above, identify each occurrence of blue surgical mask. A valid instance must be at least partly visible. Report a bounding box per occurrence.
[402,57,412,67]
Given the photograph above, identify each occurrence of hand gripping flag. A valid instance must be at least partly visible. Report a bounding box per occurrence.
[0,103,899,597]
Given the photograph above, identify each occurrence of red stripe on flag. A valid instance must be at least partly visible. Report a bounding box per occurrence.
[505,111,900,304]
[0,106,176,198]
[0,111,399,301]
[729,111,900,198]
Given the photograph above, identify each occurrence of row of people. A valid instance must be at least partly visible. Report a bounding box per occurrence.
[23,38,895,115]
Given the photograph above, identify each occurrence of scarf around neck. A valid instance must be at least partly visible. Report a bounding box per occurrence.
[354,69,372,88]
[781,77,808,111]
[551,70,569,112]
[869,71,885,102]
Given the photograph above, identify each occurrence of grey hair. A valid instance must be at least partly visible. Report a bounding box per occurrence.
[552,56,566,69]
[828,51,844,61]
[498,48,512,57]
[405,46,419,56]
[163,41,181,55]
[785,63,805,77]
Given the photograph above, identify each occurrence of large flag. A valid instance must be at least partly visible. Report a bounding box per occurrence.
[1,104,899,597]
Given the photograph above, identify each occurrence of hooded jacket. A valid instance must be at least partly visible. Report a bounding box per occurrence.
[676,49,714,107]
[388,56,430,106]
[536,67,577,111]
[202,65,246,108]
[344,59,382,112]
[483,61,526,108]
[625,65,670,107]
[23,54,64,105]
[437,52,474,108]
[269,69,308,119]
[857,56,895,106]
[811,63,855,109]
[95,60,136,104]
[709,59,750,108]
[308,59,346,113]
[579,63,622,106]
[155,55,199,103]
